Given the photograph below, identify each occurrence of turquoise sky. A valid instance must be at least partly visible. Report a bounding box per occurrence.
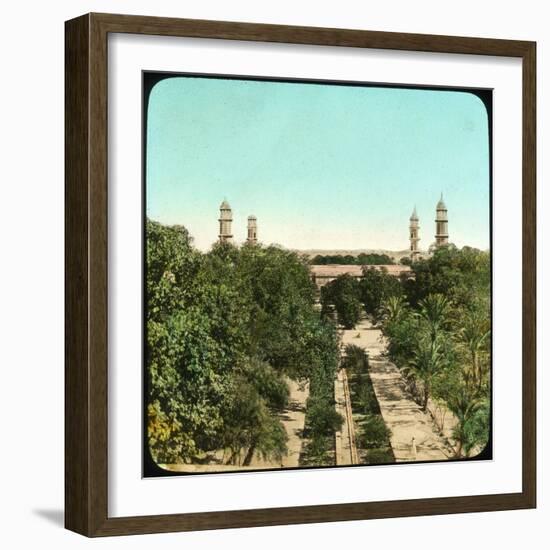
[146,76,490,252]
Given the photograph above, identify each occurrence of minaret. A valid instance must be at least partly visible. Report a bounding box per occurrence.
[218,199,233,243]
[247,215,257,244]
[409,206,420,261]
[435,194,449,247]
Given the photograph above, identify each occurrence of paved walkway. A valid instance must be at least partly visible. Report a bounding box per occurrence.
[341,319,451,462]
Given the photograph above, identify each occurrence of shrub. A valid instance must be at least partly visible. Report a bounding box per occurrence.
[356,382,379,416]
[362,415,392,448]
[367,448,394,464]
[303,435,331,466]
[306,396,343,437]
[342,344,369,375]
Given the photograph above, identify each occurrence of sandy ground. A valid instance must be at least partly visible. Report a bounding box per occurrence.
[340,320,453,462]
[162,378,309,473]
[247,379,309,469]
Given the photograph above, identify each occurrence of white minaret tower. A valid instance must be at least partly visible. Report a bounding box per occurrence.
[218,199,233,243]
[409,206,420,262]
[247,215,258,244]
[435,194,449,247]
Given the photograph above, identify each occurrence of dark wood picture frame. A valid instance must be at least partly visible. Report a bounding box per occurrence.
[65,12,536,537]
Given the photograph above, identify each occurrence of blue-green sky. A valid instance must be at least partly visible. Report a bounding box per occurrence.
[146,76,490,252]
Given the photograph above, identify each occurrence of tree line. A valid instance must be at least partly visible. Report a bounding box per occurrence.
[310,253,395,265]
[146,219,341,467]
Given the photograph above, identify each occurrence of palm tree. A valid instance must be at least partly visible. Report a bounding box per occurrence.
[418,293,451,341]
[401,294,451,411]
[379,295,407,330]
[459,310,491,391]
[378,296,418,368]
[446,388,485,458]
[405,333,447,411]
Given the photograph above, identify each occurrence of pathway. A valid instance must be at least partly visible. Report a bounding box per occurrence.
[341,319,451,462]
[248,378,309,468]
[334,369,358,465]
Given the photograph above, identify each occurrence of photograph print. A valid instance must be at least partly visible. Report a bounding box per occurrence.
[143,73,492,476]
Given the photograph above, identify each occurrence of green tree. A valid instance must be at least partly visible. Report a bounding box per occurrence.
[362,416,392,448]
[321,274,362,329]
[405,332,447,411]
[380,295,408,327]
[359,267,403,320]
[457,309,491,391]
[380,297,418,368]
[357,253,395,265]
[418,293,451,340]
[402,294,452,410]
[221,360,290,466]
[301,319,342,466]
[447,389,489,457]
[236,244,320,380]
[377,246,491,455]
[310,253,394,265]
[146,219,342,466]
[405,245,490,310]
[146,219,202,320]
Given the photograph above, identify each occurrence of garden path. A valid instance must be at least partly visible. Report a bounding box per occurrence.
[248,379,309,468]
[334,369,357,465]
[341,319,452,462]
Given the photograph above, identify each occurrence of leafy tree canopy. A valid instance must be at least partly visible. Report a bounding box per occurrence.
[146,219,340,465]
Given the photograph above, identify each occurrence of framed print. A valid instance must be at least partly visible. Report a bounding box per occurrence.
[65,13,536,536]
